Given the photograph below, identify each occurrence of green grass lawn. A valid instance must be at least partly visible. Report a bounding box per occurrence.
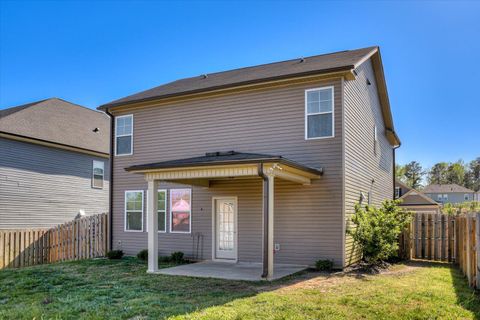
[0,258,478,320]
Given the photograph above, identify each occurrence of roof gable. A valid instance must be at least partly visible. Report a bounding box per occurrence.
[0,98,110,154]
[399,189,440,206]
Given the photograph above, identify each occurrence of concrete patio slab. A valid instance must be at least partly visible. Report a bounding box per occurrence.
[155,261,307,281]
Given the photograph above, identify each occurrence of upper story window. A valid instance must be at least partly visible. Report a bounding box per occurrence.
[394,187,401,199]
[115,115,133,156]
[305,87,334,139]
[92,160,104,189]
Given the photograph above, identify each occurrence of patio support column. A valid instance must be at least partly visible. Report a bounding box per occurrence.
[267,174,275,280]
[146,179,158,273]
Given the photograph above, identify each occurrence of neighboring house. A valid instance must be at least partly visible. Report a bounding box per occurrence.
[0,98,110,229]
[98,46,400,278]
[423,184,476,204]
[395,180,441,215]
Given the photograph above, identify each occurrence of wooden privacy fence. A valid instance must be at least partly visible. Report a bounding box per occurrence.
[0,213,108,270]
[455,213,479,289]
[400,212,479,289]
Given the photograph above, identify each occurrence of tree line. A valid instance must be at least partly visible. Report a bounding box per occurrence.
[395,157,480,191]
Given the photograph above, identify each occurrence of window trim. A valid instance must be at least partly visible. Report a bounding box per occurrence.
[305,86,335,140]
[114,114,134,156]
[394,187,401,199]
[169,188,192,234]
[464,193,469,201]
[91,160,104,189]
[145,189,167,233]
[124,190,144,232]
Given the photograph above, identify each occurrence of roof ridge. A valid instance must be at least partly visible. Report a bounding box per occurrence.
[176,46,378,81]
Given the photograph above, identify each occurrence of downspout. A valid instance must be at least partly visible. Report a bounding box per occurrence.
[258,163,269,278]
[393,141,401,199]
[105,109,114,251]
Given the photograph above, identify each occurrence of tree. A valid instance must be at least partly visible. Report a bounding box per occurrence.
[445,160,465,185]
[395,164,406,183]
[403,161,424,189]
[427,162,449,185]
[465,157,480,191]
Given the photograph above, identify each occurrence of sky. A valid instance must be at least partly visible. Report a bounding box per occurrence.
[1,1,479,169]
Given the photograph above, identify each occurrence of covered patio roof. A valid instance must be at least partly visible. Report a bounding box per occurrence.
[134,151,323,280]
[125,151,323,185]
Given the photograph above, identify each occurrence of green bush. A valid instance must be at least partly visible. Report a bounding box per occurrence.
[106,250,124,260]
[347,200,412,264]
[137,249,148,261]
[170,251,184,263]
[315,259,334,271]
[159,256,171,263]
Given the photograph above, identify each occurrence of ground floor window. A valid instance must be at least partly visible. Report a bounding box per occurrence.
[146,190,167,232]
[125,190,143,231]
[170,189,191,233]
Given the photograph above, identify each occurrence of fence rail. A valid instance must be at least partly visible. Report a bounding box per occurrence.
[0,213,108,270]
[400,212,479,289]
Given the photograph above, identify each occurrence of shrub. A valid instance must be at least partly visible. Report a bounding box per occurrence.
[347,200,412,264]
[106,250,124,260]
[170,251,184,263]
[137,249,148,261]
[158,256,171,263]
[315,259,334,271]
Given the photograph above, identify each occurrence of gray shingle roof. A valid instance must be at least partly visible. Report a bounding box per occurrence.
[100,46,377,109]
[125,151,323,175]
[0,98,110,154]
[423,184,474,193]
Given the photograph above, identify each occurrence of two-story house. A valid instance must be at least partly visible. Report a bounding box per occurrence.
[98,46,400,279]
[0,98,110,229]
[423,184,477,204]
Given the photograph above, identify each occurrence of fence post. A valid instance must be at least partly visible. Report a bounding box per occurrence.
[476,212,479,289]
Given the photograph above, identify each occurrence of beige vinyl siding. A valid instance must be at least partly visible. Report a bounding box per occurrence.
[343,59,394,266]
[0,138,110,229]
[111,78,344,266]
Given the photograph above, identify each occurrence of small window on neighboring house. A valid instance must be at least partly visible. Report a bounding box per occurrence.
[443,194,448,201]
[115,115,133,156]
[92,160,104,189]
[305,87,334,139]
[125,190,143,232]
[395,187,401,199]
[146,190,167,233]
[464,194,469,201]
[170,189,191,233]
[437,194,442,201]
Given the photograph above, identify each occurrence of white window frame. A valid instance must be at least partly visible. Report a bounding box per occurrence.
[145,189,167,233]
[115,114,133,156]
[91,160,104,189]
[305,86,335,140]
[394,187,401,199]
[437,194,443,201]
[169,188,192,234]
[124,190,144,232]
[443,194,448,201]
[464,194,469,201]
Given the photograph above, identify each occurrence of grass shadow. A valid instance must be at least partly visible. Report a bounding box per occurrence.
[449,263,480,320]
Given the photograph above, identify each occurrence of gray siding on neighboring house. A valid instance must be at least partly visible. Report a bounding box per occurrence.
[343,59,394,265]
[0,138,110,229]
[111,78,345,267]
[424,192,475,204]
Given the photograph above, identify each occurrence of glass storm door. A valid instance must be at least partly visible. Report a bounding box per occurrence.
[215,198,237,260]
